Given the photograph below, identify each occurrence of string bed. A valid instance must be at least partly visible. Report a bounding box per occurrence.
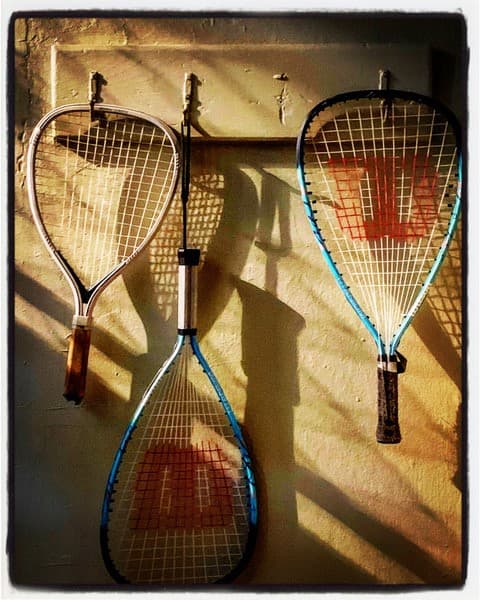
[303,97,459,348]
[33,110,177,289]
[105,339,250,584]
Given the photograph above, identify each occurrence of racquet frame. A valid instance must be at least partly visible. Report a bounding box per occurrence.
[27,103,180,401]
[100,74,257,584]
[100,250,258,584]
[296,89,462,442]
[100,256,258,584]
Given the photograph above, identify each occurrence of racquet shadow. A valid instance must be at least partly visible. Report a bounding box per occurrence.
[411,228,462,490]
[413,228,462,382]
[229,152,305,579]
[206,144,307,581]
[92,145,229,420]
[233,277,305,582]
[413,223,462,387]
[107,143,259,414]
[110,141,310,582]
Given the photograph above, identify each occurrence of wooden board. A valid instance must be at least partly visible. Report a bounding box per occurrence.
[53,43,431,138]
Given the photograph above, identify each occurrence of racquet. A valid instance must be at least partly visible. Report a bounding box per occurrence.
[27,103,180,402]
[296,89,462,443]
[100,74,257,584]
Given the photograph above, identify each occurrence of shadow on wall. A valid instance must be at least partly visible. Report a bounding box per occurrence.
[13,274,134,584]
[295,465,458,585]
[14,138,463,585]
[414,230,462,383]
[412,228,462,491]
[14,273,69,411]
[12,272,462,586]
[235,278,305,582]
[119,144,259,416]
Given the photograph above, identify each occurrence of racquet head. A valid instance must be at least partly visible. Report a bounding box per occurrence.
[100,335,257,585]
[297,90,461,442]
[27,104,180,401]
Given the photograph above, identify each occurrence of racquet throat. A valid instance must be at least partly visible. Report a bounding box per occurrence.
[377,351,407,374]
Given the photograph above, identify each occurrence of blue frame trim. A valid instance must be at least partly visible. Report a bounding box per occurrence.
[100,333,258,583]
[190,335,258,529]
[296,89,462,358]
[296,163,385,356]
[390,153,462,354]
[99,335,185,583]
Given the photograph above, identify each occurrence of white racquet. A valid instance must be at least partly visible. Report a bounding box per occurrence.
[27,103,180,402]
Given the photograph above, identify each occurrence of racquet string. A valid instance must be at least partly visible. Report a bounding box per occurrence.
[304,97,459,349]
[33,110,177,289]
[106,340,249,584]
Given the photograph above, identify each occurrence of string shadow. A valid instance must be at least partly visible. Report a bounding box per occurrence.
[414,229,462,383]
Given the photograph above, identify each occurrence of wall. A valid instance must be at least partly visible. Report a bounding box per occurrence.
[11,13,465,587]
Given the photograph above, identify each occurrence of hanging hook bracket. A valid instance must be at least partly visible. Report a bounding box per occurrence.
[378,69,391,91]
[88,71,104,119]
[378,69,392,121]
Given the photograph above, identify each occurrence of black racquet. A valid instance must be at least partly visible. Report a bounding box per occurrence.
[297,89,462,442]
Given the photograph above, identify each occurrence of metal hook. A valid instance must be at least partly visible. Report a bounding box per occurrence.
[378,69,392,122]
[88,71,102,120]
[378,69,391,91]
[183,72,194,119]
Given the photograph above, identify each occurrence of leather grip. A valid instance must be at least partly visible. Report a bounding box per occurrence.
[64,324,91,403]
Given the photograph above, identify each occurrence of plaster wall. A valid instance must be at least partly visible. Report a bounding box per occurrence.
[11,13,464,587]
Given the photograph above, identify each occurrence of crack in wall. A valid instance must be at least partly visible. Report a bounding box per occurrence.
[274,73,289,126]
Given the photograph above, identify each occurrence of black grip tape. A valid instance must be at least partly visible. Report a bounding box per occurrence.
[178,248,200,266]
[376,365,401,444]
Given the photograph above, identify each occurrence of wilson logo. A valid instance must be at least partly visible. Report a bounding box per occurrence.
[130,443,234,530]
[328,155,439,242]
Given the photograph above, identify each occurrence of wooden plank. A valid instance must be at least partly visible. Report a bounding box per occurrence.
[53,43,431,138]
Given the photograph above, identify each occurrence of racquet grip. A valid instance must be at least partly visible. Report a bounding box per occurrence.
[376,363,401,444]
[64,324,91,403]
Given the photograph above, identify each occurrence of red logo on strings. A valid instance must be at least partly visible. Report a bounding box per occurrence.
[130,443,234,530]
[328,155,439,241]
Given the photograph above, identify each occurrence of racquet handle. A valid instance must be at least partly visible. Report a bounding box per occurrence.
[376,361,401,444]
[64,323,91,403]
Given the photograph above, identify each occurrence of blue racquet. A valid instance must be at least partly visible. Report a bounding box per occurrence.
[100,249,257,584]
[296,89,462,443]
[100,75,257,584]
